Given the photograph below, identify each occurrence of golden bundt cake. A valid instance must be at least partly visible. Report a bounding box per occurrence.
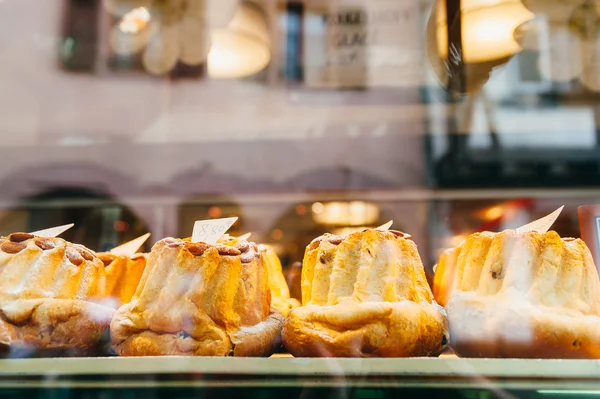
[432,234,482,307]
[259,244,300,316]
[444,230,600,358]
[0,233,115,357]
[98,252,147,306]
[282,229,449,357]
[111,237,284,357]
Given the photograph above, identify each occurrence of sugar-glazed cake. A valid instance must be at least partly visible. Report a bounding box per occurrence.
[442,230,600,358]
[282,229,448,357]
[0,233,114,357]
[111,237,283,357]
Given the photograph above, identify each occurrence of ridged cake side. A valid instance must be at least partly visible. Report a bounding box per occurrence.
[444,230,600,358]
[111,238,283,357]
[440,231,600,312]
[0,233,115,357]
[433,231,494,307]
[283,229,448,358]
[99,253,147,306]
[302,230,433,306]
[259,245,299,316]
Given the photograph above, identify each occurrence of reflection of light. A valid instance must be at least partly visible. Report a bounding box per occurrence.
[481,206,504,221]
[312,201,380,227]
[114,221,129,232]
[295,204,307,216]
[312,202,324,214]
[119,7,151,34]
[332,226,371,236]
[208,2,271,79]
[271,229,283,240]
[538,391,600,396]
[434,0,534,63]
[208,206,222,219]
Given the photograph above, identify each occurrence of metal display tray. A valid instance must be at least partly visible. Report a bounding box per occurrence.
[0,354,599,392]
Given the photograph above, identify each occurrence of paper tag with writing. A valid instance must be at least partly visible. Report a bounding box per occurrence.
[237,232,252,241]
[515,206,564,234]
[376,220,393,231]
[110,233,151,256]
[30,223,74,238]
[192,217,238,244]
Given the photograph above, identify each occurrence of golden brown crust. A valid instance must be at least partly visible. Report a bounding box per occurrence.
[111,237,281,357]
[283,302,448,357]
[98,253,147,305]
[448,293,600,359]
[284,229,448,357]
[231,308,284,357]
[443,230,600,358]
[258,245,298,316]
[0,299,114,357]
[0,234,114,356]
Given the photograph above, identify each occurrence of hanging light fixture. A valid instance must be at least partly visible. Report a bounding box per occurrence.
[208,1,271,79]
[427,0,534,93]
[311,201,380,227]
[434,0,534,64]
[514,0,587,83]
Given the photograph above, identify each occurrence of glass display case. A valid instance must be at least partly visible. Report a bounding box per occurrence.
[1,0,600,398]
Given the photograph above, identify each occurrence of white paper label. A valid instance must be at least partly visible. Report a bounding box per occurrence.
[376,220,393,231]
[192,217,238,244]
[30,223,74,238]
[110,233,151,256]
[515,206,564,234]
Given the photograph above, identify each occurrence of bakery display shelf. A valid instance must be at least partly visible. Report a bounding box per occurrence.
[1,355,600,391]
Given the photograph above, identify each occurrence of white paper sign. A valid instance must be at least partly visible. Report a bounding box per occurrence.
[237,232,252,241]
[376,220,393,231]
[516,206,564,234]
[30,223,74,238]
[192,217,238,244]
[110,233,151,256]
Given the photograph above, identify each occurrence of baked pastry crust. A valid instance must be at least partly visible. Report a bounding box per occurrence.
[259,244,299,316]
[98,252,147,306]
[444,230,600,358]
[0,233,114,357]
[282,229,448,357]
[111,237,284,357]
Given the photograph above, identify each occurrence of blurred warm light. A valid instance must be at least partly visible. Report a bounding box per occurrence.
[479,205,504,221]
[312,201,380,227]
[119,7,151,34]
[271,229,283,241]
[208,2,270,79]
[312,202,324,215]
[295,204,307,216]
[332,226,371,236]
[208,206,222,219]
[434,0,534,63]
[114,220,129,232]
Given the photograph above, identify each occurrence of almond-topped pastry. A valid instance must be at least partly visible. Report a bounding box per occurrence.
[440,230,600,358]
[0,233,115,357]
[97,252,147,306]
[282,229,449,358]
[110,237,284,357]
[259,244,300,316]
